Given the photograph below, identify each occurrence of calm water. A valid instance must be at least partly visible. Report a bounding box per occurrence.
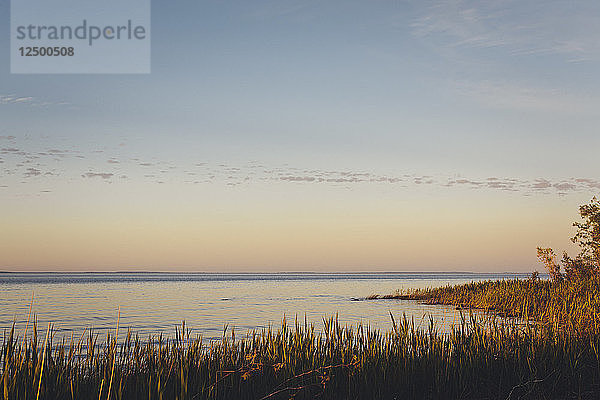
[0,272,527,341]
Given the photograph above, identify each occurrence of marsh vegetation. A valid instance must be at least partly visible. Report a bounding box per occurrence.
[2,198,599,399]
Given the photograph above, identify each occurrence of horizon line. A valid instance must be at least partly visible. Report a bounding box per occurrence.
[0,270,535,274]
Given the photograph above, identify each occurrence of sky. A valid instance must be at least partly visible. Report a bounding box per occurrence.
[1,0,599,272]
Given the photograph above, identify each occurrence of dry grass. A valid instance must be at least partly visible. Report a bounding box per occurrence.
[376,274,600,335]
[2,309,600,399]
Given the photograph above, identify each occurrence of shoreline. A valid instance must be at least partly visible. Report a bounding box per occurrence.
[3,276,599,399]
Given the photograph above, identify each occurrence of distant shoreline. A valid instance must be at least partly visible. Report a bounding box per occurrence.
[0,270,533,275]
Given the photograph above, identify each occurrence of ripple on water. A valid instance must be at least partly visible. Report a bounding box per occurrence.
[0,272,528,342]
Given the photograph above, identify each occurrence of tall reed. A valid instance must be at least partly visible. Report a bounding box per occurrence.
[383,274,600,335]
[2,312,599,399]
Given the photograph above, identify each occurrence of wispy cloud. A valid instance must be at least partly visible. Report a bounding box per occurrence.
[23,168,42,177]
[274,169,599,196]
[452,79,600,114]
[82,172,114,179]
[0,95,34,104]
[444,176,600,196]
[410,0,600,62]
[0,94,69,107]
[1,137,598,197]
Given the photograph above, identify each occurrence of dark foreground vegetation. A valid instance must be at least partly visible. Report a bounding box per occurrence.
[2,314,599,400]
[2,198,599,399]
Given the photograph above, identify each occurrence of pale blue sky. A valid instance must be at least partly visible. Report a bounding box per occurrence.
[1,0,599,271]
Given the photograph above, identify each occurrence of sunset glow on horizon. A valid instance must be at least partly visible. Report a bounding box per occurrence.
[1,0,599,272]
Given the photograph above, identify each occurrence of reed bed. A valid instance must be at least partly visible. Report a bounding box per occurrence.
[374,274,600,335]
[2,312,600,400]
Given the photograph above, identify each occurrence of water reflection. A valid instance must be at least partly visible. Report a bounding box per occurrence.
[0,272,528,342]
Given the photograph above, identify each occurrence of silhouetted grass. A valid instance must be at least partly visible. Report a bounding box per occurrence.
[2,311,600,399]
